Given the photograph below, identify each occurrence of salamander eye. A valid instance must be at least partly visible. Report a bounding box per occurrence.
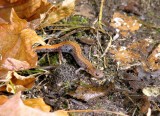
[94,70,104,78]
[95,72,100,76]
[68,49,73,53]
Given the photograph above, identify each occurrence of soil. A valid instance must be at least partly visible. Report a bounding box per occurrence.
[23,0,160,115]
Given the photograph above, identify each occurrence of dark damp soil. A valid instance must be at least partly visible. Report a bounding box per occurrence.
[23,0,160,115]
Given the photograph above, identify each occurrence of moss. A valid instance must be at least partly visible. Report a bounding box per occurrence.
[38,53,59,66]
[76,32,83,38]
[156,28,160,33]
[17,68,45,76]
[62,102,68,109]
[108,94,113,100]
[49,54,59,65]
[63,81,71,89]
[38,55,47,66]
[71,15,88,25]
[61,15,89,25]
[79,81,88,86]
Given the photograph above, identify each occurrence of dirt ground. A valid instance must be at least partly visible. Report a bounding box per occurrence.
[23,0,160,115]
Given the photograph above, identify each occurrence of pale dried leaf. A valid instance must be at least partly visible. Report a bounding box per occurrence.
[68,84,114,101]
[110,12,141,37]
[0,95,8,105]
[23,98,51,112]
[40,0,75,28]
[0,71,35,93]
[0,92,68,116]
[143,86,160,97]
[5,72,35,93]
[110,39,155,70]
[147,44,160,71]
[0,0,52,22]
[0,9,44,79]
[2,58,30,71]
[75,4,95,19]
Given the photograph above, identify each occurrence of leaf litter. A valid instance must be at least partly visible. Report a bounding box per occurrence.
[0,0,160,116]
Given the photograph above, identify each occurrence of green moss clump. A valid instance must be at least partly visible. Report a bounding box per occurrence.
[69,15,88,25]
[17,68,45,76]
[61,15,89,26]
[38,56,47,66]
[49,54,59,65]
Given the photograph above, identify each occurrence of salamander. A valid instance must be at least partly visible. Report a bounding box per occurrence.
[33,41,104,78]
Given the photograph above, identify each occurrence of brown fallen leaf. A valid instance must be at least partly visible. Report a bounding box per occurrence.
[143,86,160,97]
[110,12,141,37]
[124,95,150,113]
[40,0,75,28]
[0,72,35,93]
[0,0,75,29]
[2,58,30,71]
[68,83,114,101]
[119,1,141,16]
[78,37,96,45]
[0,0,52,22]
[75,3,96,19]
[0,95,8,105]
[23,98,51,112]
[0,92,68,116]
[110,39,159,71]
[0,9,45,79]
[136,96,150,113]
[122,66,160,92]
[147,44,160,71]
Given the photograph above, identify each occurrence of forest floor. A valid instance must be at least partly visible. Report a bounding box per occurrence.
[23,0,160,115]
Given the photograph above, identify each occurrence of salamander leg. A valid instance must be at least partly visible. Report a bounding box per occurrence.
[75,67,85,75]
[58,51,66,64]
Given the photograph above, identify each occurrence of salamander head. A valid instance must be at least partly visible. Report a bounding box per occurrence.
[89,68,104,78]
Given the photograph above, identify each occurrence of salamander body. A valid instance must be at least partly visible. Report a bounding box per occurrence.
[33,41,104,78]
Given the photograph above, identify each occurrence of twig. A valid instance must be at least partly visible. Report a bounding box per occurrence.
[96,31,103,52]
[59,29,77,39]
[67,109,128,116]
[151,100,160,111]
[132,107,137,116]
[101,34,113,57]
[98,0,105,29]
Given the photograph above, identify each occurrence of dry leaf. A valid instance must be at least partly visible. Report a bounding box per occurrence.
[0,9,45,79]
[138,96,150,113]
[0,0,52,22]
[68,83,114,101]
[110,12,141,37]
[0,95,8,105]
[0,71,35,93]
[75,4,95,19]
[147,44,160,71]
[110,39,156,70]
[2,58,30,71]
[40,0,75,28]
[124,95,150,113]
[23,98,51,112]
[143,86,160,97]
[0,92,68,116]
[68,86,105,101]
[0,0,74,29]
